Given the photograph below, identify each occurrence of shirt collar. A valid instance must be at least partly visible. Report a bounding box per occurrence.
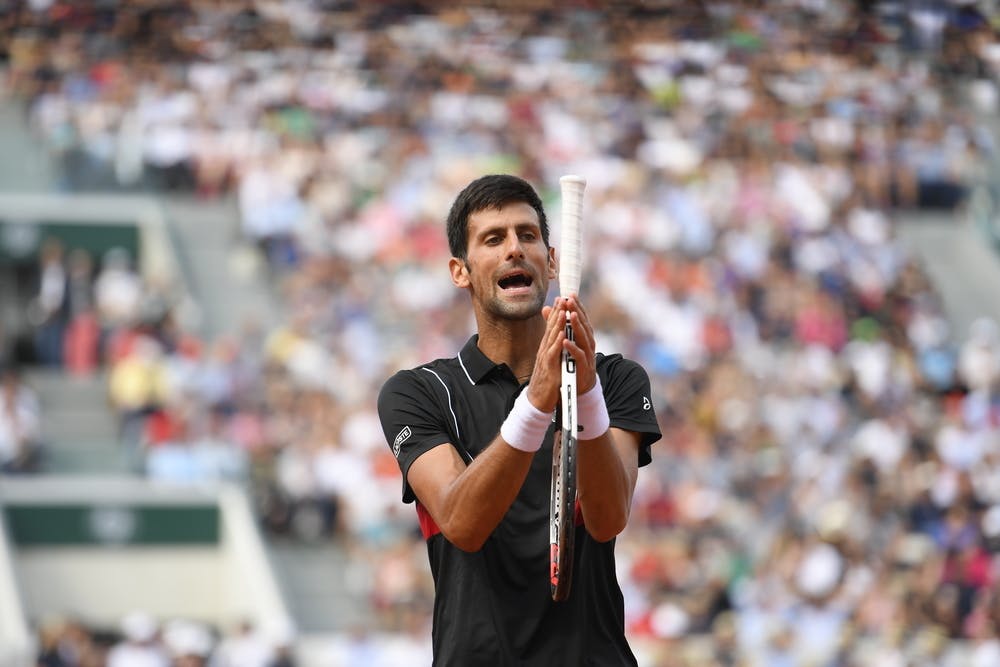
[457,335,503,385]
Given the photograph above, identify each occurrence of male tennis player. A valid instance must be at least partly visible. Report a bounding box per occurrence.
[377,174,661,666]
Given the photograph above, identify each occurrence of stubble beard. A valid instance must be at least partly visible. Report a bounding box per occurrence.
[466,258,549,322]
[485,288,546,321]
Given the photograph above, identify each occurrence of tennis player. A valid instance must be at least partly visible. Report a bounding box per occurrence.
[377,174,661,666]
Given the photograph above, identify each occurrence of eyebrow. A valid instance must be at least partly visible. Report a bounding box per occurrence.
[476,220,542,239]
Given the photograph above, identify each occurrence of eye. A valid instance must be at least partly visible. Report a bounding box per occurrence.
[485,235,502,245]
[519,231,536,241]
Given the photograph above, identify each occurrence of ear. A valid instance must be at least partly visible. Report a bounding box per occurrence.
[547,247,558,280]
[449,257,471,288]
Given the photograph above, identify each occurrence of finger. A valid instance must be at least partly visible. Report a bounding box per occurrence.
[563,326,595,367]
[568,309,595,357]
[546,297,564,332]
[541,298,566,356]
[565,296,593,329]
[570,296,591,329]
[566,294,590,334]
[547,297,564,321]
[563,300,596,366]
[563,338,597,392]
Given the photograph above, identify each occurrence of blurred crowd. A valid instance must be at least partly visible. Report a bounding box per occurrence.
[6,0,1000,665]
[0,232,180,473]
[35,612,293,667]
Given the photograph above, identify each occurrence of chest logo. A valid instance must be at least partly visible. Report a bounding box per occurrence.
[642,396,651,411]
[393,426,412,457]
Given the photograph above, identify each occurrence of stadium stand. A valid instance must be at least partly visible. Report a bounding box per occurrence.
[0,476,295,666]
[4,1,1000,666]
[0,504,32,667]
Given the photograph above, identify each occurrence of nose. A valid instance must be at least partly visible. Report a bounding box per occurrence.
[504,233,526,261]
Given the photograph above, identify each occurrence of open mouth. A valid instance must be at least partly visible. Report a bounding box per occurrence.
[498,271,533,290]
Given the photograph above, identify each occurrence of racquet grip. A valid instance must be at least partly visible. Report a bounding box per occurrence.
[559,175,586,298]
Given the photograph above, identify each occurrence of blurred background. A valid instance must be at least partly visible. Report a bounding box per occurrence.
[2,1,1000,665]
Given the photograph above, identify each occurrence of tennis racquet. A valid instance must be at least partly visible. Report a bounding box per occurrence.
[550,174,585,601]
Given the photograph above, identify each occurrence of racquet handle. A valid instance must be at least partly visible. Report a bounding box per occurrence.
[559,175,586,299]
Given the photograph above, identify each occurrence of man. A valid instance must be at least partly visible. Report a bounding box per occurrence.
[0,365,42,473]
[377,174,661,666]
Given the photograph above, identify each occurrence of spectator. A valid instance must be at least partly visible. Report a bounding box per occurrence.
[31,236,68,367]
[106,611,170,667]
[959,317,1000,393]
[0,365,42,473]
[63,248,100,376]
[35,616,106,667]
[161,619,214,667]
[95,247,144,334]
[214,620,276,667]
[107,334,170,466]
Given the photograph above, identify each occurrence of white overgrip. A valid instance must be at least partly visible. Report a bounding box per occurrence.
[558,175,586,299]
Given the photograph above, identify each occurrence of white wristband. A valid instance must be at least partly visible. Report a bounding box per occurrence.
[578,375,610,440]
[501,390,551,453]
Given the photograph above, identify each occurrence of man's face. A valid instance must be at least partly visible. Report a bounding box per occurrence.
[450,202,555,321]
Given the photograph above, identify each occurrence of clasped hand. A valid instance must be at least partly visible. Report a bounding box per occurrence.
[527,296,597,413]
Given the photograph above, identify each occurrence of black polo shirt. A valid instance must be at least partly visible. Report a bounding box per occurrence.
[377,335,661,667]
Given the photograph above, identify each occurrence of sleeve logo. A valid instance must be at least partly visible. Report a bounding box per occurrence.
[392,426,412,457]
[642,396,651,410]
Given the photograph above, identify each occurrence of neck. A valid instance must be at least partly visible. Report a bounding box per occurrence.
[475,312,546,381]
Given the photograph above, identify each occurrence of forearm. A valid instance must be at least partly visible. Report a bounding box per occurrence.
[436,437,535,551]
[406,383,553,553]
[577,428,639,542]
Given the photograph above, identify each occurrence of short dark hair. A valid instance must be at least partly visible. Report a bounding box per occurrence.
[446,174,548,259]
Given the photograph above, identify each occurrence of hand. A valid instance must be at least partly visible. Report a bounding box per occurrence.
[562,296,598,395]
[527,296,566,413]
[528,296,597,413]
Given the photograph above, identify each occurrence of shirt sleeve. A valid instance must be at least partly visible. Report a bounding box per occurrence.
[377,368,455,503]
[599,355,662,467]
